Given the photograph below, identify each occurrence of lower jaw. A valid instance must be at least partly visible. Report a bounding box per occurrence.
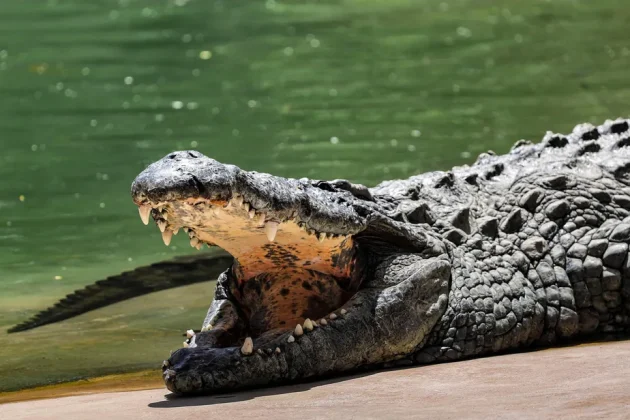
[182,272,356,355]
[166,250,365,392]
[164,306,350,395]
[233,269,357,337]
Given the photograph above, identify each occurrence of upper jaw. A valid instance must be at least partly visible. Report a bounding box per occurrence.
[131,151,367,237]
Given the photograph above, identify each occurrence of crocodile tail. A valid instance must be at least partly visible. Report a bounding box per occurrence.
[7,251,233,333]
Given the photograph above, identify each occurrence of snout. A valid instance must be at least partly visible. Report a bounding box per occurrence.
[131,151,239,204]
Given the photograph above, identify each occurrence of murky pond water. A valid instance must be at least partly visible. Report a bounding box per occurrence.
[0,0,628,391]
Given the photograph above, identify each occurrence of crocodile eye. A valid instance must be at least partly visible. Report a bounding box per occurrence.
[314,181,336,192]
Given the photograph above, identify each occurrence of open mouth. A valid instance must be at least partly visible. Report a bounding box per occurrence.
[130,151,450,394]
[130,151,374,385]
[135,193,364,342]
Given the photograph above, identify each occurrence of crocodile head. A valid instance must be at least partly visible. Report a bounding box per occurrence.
[131,151,450,395]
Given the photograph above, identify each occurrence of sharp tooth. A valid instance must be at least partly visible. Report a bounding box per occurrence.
[241,337,253,355]
[303,319,313,331]
[318,232,326,242]
[186,329,195,339]
[287,335,295,343]
[330,313,338,320]
[294,324,303,336]
[183,227,189,233]
[195,243,202,250]
[233,195,243,207]
[190,237,200,248]
[257,212,266,225]
[157,219,167,233]
[162,229,173,246]
[264,221,279,242]
[275,347,281,354]
[172,228,179,236]
[138,205,151,225]
[249,209,256,219]
[188,230,195,239]
[188,336,197,348]
[320,319,328,326]
[243,202,250,212]
[340,309,347,315]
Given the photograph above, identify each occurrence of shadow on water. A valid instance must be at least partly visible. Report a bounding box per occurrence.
[148,370,377,408]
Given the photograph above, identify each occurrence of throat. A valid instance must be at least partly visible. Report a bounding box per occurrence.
[228,241,364,337]
[236,269,356,336]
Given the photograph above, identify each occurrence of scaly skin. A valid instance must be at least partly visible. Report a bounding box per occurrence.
[13,118,630,395]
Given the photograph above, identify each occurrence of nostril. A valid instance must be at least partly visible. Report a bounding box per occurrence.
[611,121,629,134]
[167,151,200,160]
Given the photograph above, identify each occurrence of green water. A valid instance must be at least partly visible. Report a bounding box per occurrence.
[0,0,628,392]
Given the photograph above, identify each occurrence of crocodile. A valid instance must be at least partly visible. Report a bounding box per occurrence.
[12,118,630,395]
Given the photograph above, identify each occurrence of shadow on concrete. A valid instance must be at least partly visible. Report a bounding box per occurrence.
[148,334,630,409]
[148,370,377,408]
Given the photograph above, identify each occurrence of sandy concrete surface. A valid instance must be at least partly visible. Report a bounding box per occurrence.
[2,341,629,420]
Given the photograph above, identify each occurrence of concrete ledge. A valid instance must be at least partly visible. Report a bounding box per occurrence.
[3,341,629,419]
